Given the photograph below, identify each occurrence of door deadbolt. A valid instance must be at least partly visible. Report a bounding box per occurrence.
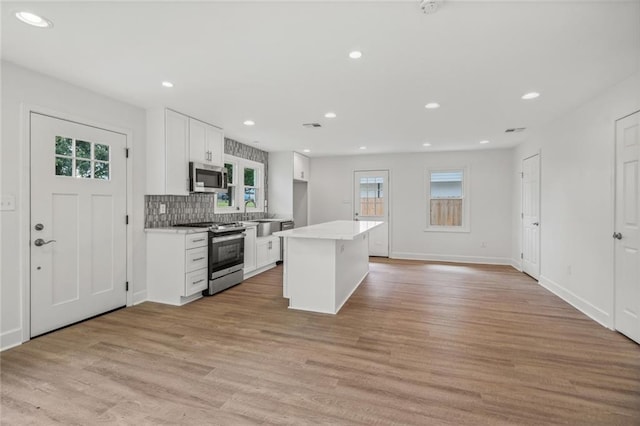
[35,223,44,231]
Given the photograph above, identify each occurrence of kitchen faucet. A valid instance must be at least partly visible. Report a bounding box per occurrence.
[243,199,252,221]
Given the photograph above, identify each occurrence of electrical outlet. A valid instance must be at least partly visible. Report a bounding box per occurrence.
[0,195,16,211]
[159,203,166,214]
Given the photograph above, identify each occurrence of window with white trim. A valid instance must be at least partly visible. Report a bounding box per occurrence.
[215,155,264,213]
[426,168,469,232]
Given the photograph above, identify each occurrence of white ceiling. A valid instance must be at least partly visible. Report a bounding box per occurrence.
[2,1,639,156]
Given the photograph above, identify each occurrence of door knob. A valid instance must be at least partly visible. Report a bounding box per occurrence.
[34,238,56,247]
[532,222,539,226]
[613,232,623,240]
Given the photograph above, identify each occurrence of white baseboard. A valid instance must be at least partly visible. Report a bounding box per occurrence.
[538,275,612,329]
[1,328,23,352]
[133,290,147,305]
[510,258,522,272]
[391,252,512,266]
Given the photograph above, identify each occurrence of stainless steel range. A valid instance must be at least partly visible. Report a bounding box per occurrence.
[174,221,246,296]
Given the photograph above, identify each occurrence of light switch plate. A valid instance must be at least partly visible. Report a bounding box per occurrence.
[0,195,16,211]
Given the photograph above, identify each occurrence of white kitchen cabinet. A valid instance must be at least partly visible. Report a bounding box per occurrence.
[147,108,190,195]
[269,151,309,227]
[293,152,310,182]
[256,235,280,269]
[189,118,224,167]
[146,230,209,305]
[243,225,257,275]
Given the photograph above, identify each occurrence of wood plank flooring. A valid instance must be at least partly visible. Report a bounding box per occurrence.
[2,259,639,425]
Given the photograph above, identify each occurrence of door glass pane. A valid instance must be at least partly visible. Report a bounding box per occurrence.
[94,144,109,161]
[55,157,73,176]
[55,136,73,156]
[76,140,91,159]
[94,161,110,180]
[76,160,92,178]
[359,177,384,216]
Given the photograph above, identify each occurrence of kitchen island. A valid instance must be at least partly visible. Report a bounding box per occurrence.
[274,220,383,314]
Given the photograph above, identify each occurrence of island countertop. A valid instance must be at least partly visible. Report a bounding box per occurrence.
[273,220,383,241]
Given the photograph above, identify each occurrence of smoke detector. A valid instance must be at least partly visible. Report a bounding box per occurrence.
[420,0,443,14]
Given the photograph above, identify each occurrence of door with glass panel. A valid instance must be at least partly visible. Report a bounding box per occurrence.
[30,113,127,337]
[354,170,389,257]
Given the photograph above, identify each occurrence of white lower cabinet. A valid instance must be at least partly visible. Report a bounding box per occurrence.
[256,235,281,269]
[243,226,257,275]
[147,231,209,305]
[243,226,280,278]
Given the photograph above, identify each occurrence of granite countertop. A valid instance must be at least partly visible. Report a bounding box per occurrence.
[273,220,383,241]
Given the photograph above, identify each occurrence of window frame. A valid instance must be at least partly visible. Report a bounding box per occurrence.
[425,166,470,233]
[214,154,265,214]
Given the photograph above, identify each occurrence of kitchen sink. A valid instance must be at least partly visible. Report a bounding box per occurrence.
[255,220,282,237]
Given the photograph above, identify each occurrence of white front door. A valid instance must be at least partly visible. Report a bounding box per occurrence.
[30,113,128,337]
[522,154,541,279]
[614,110,640,344]
[354,170,389,257]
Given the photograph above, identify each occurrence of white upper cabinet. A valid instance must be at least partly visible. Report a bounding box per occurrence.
[293,152,310,182]
[189,118,224,167]
[147,108,225,195]
[147,108,189,195]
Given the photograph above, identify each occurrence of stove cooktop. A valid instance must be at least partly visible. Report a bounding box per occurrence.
[173,222,245,233]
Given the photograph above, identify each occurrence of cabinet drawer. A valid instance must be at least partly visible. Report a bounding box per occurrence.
[186,232,208,250]
[185,246,208,272]
[185,268,208,296]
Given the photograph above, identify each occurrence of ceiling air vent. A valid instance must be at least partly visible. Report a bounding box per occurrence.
[505,127,526,133]
[303,123,322,128]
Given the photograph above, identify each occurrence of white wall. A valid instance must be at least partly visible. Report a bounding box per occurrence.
[511,71,640,329]
[309,149,514,264]
[0,61,147,350]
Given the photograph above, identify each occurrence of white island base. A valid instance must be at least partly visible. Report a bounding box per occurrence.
[275,220,383,314]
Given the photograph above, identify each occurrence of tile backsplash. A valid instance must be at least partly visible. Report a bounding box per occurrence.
[145,137,269,228]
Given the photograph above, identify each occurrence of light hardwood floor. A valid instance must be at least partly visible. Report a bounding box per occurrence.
[2,259,639,425]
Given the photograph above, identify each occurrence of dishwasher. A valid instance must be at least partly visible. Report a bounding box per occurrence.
[279,220,295,263]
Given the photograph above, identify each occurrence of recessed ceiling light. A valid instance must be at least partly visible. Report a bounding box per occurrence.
[349,51,362,59]
[359,146,367,150]
[423,143,432,147]
[161,81,173,88]
[479,140,490,144]
[15,11,53,28]
[243,120,255,126]
[303,149,311,153]
[521,92,540,100]
[324,112,337,119]
[425,103,440,109]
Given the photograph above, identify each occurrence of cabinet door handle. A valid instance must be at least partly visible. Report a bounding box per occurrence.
[301,171,304,179]
[193,257,205,262]
[193,278,205,285]
[268,241,272,249]
[192,238,205,243]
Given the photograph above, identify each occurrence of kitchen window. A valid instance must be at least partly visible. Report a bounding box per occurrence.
[215,155,264,214]
[426,168,470,232]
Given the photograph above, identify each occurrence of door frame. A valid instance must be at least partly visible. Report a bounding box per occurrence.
[613,109,640,333]
[20,104,134,343]
[353,169,392,257]
[520,151,541,276]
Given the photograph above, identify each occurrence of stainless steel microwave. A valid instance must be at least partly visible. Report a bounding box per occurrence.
[189,162,227,193]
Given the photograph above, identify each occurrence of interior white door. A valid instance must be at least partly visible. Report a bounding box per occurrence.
[522,154,541,279]
[30,113,128,337]
[614,110,640,344]
[354,170,389,257]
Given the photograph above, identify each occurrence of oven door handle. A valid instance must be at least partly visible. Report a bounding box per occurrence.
[211,233,245,243]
